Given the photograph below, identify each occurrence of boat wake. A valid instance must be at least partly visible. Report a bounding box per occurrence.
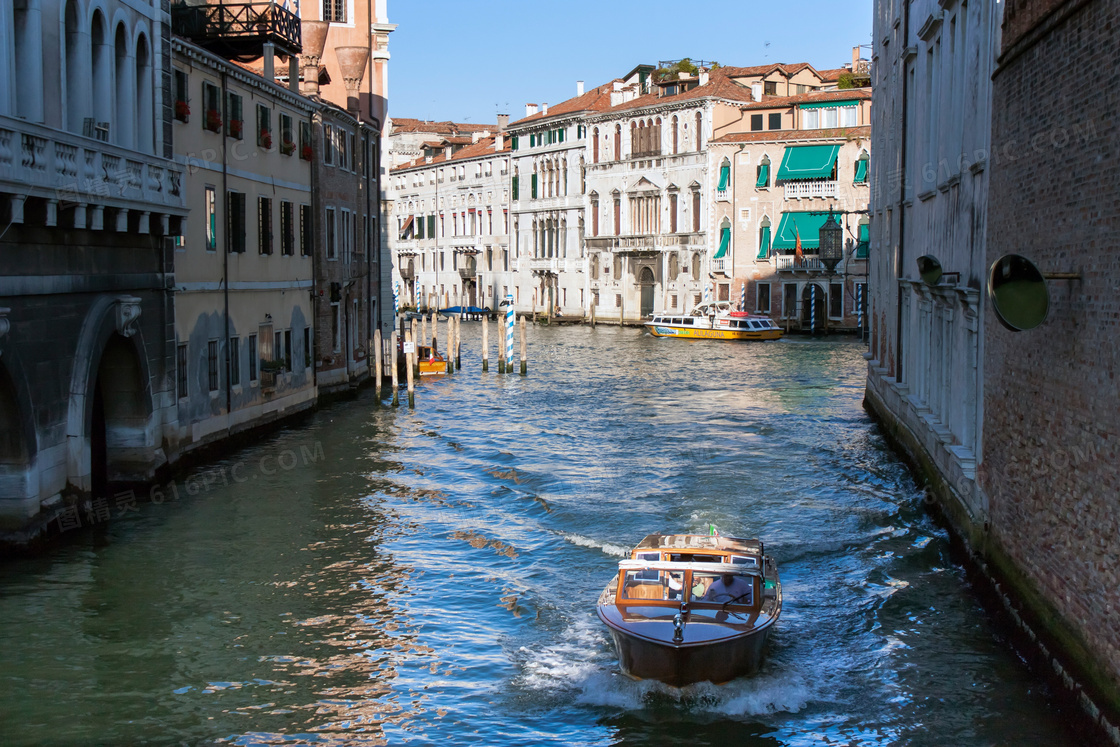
[558,532,630,558]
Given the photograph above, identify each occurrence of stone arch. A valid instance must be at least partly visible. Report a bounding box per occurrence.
[62,0,88,132]
[134,28,153,153]
[113,20,133,148]
[66,296,160,497]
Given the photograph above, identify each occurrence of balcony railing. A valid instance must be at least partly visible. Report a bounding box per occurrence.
[775,254,825,272]
[0,115,185,215]
[529,258,560,273]
[711,257,727,274]
[784,180,838,200]
[171,0,302,58]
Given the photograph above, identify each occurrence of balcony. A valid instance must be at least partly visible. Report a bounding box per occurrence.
[775,254,825,272]
[784,180,838,201]
[171,0,302,60]
[529,258,560,273]
[711,258,727,274]
[0,115,186,226]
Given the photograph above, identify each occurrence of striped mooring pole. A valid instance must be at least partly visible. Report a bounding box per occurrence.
[504,294,515,373]
[810,284,817,334]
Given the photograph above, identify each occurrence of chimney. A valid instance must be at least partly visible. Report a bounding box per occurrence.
[495,131,504,151]
[577,80,585,96]
[335,46,370,114]
[444,144,452,160]
[497,113,509,132]
[751,82,763,101]
[541,102,548,115]
[699,69,709,86]
[610,91,623,107]
[613,81,623,91]
[852,46,860,70]
[299,20,330,95]
[525,103,538,117]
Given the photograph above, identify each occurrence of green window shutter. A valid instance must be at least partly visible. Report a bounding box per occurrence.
[511,136,518,150]
[855,223,870,259]
[531,173,537,198]
[755,163,769,188]
[512,176,519,200]
[714,226,730,258]
[427,215,436,237]
[757,225,771,259]
[854,158,868,184]
[718,163,730,191]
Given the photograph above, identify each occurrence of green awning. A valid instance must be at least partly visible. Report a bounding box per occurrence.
[755,163,769,188]
[775,144,840,181]
[799,99,860,110]
[714,226,730,259]
[717,162,730,190]
[855,223,869,259]
[757,225,771,259]
[772,211,833,251]
[854,158,868,184]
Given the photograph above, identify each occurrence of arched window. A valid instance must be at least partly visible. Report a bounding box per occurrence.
[135,32,153,153]
[113,23,133,147]
[653,117,662,155]
[691,252,701,277]
[91,11,112,137]
[631,121,638,154]
[694,111,703,150]
[592,127,599,163]
[668,250,679,280]
[63,0,85,132]
[13,0,45,121]
[614,124,621,161]
[756,155,771,189]
[671,115,679,155]
[854,149,869,184]
[757,216,772,260]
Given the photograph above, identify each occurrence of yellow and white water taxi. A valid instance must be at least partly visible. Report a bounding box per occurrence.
[645,302,782,341]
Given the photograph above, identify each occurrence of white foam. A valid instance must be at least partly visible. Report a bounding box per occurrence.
[560,533,629,558]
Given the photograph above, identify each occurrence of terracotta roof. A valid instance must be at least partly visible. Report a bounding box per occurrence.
[719,62,820,80]
[736,88,872,111]
[817,68,847,82]
[391,135,511,172]
[709,125,870,144]
[390,118,496,134]
[592,68,757,116]
[509,81,621,126]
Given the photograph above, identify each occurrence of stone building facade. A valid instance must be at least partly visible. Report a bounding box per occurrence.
[0,0,187,538]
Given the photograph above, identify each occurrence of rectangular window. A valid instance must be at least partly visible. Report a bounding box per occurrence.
[177,343,188,398]
[248,334,258,381]
[803,109,820,129]
[300,121,312,160]
[829,282,843,318]
[783,284,797,318]
[207,340,219,391]
[839,106,858,128]
[205,186,217,252]
[300,204,312,256]
[202,81,221,131]
[750,114,763,131]
[325,207,337,259]
[323,0,346,23]
[822,107,838,129]
[258,196,273,255]
[174,69,189,122]
[331,303,341,352]
[757,283,771,313]
[229,336,240,387]
[280,201,294,255]
[283,329,292,371]
[227,191,246,253]
[304,327,312,369]
[764,81,777,96]
[768,112,782,130]
[257,104,271,148]
[226,92,243,139]
[324,124,335,165]
[274,331,283,371]
[280,113,294,155]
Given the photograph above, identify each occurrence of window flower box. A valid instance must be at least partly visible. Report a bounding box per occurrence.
[205,109,222,132]
[175,100,190,122]
[259,129,272,149]
[301,144,313,161]
[229,118,243,139]
[280,139,296,156]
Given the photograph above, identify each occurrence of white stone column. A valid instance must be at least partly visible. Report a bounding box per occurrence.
[15,0,45,123]
[0,0,13,116]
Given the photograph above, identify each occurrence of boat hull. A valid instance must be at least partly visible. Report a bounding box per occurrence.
[646,324,782,340]
[598,609,775,686]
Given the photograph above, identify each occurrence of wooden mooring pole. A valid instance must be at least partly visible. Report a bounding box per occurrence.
[520,316,527,376]
[455,315,462,370]
[482,316,489,372]
[590,301,596,328]
[411,318,420,379]
[390,331,399,407]
[405,328,415,408]
[374,328,383,401]
[444,313,453,374]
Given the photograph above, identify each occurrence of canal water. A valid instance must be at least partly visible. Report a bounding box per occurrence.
[0,325,1076,746]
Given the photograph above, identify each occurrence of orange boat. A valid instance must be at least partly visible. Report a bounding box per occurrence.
[596,533,782,686]
[417,342,447,376]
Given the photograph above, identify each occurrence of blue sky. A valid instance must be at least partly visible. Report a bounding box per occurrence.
[386,0,874,125]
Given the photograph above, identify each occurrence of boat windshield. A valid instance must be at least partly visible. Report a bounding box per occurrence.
[690,571,754,606]
[620,570,687,602]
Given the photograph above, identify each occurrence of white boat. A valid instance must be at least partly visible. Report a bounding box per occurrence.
[645,302,783,340]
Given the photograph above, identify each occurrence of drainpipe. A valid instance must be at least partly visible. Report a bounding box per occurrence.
[221,70,231,418]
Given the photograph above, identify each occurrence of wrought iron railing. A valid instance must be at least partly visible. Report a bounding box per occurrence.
[171,0,302,56]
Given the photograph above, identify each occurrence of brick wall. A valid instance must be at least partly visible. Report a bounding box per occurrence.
[984,0,1120,699]
[1001,0,1074,50]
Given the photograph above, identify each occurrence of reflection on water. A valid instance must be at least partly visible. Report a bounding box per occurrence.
[0,326,1075,745]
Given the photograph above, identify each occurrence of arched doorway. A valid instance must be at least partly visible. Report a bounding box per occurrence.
[800,283,826,333]
[90,334,149,496]
[639,266,656,318]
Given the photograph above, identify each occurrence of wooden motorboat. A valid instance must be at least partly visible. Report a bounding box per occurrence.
[596,533,782,686]
[645,302,782,340]
[417,342,447,376]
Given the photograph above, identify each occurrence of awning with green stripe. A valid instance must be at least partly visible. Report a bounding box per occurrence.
[776,144,840,181]
[755,163,769,188]
[854,158,868,184]
[717,162,730,190]
[714,226,730,259]
[757,225,771,259]
[772,211,833,251]
[855,223,869,259]
[798,99,860,110]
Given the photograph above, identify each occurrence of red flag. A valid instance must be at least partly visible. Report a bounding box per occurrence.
[794,222,803,264]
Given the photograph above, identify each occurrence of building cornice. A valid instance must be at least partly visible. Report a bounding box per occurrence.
[172,39,316,113]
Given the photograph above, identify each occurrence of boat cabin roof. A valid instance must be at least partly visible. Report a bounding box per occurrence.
[634,533,763,556]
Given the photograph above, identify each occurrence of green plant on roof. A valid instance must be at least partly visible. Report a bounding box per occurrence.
[654,58,715,82]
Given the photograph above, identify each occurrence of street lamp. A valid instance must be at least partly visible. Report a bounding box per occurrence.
[819,206,843,275]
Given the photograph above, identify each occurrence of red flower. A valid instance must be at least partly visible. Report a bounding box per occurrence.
[259,129,272,149]
[205,109,222,132]
[281,139,296,155]
[175,100,190,120]
[301,144,313,161]
[229,119,243,138]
